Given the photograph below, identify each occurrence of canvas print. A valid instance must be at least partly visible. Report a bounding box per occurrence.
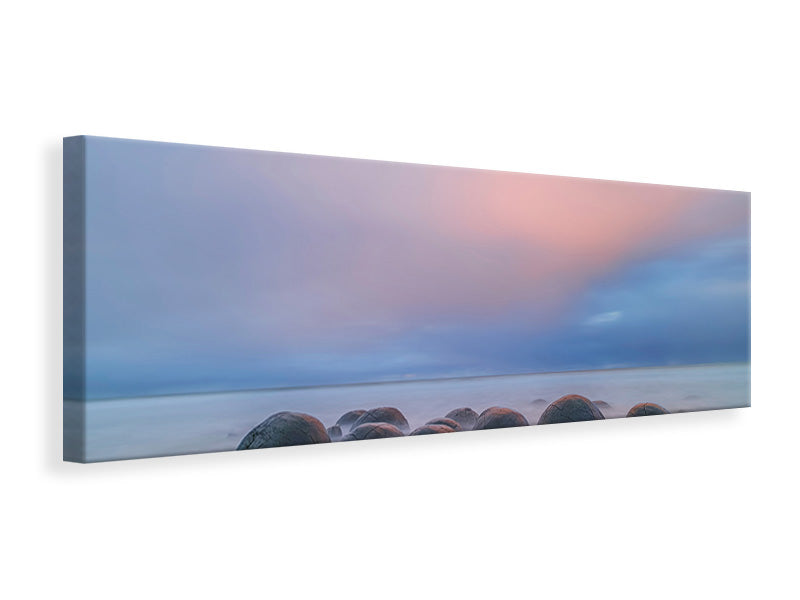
[63,136,750,462]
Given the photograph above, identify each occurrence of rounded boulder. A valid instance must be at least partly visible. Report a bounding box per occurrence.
[626,403,670,417]
[336,409,366,430]
[351,407,410,433]
[341,422,405,441]
[237,412,330,450]
[474,407,529,430]
[444,407,479,431]
[327,424,343,441]
[425,417,462,431]
[410,424,456,436]
[538,395,605,425]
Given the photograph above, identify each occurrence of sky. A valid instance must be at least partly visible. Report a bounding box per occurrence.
[77,137,750,399]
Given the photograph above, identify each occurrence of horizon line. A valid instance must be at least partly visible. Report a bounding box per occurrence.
[66,360,750,403]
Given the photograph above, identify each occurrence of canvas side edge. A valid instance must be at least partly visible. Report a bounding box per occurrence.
[63,136,87,463]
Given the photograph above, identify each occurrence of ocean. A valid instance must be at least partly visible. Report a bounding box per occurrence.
[72,362,750,462]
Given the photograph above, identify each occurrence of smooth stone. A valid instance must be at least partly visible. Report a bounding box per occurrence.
[538,395,605,425]
[327,424,342,441]
[444,407,479,431]
[425,417,462,431]
[341,422,405,441]
[592,400,611,410]
[351,407,410,433]
[410,424,456,436]
[626,403,670,417]
[237,412,330,450]
[474,407,529,430]
[336,409,366,430]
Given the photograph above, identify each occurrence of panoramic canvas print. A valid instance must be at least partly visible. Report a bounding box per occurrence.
[63,136,750,462]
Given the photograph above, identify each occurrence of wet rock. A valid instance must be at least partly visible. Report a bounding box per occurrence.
[531,398,549,407]
[474,407,529,430]
[336,409,366,430]
[352,407,410,433]
[425,417,462,431]
[592,400,611,410]
[538,395,605,425]
[626,403,670,417]
[410,424,456,436]
[341,422,405,441]
[327,424,342,441]
[444,407,479,431]
[237,412,330,450]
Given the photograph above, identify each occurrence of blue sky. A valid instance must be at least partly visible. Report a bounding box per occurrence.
[76,137,750,399]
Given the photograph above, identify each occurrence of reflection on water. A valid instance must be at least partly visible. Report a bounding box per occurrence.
[72,363,749,462]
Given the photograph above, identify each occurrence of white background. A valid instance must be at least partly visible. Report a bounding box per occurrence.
[2,1,798,598]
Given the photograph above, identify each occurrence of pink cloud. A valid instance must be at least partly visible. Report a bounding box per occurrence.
[251,155,748,347]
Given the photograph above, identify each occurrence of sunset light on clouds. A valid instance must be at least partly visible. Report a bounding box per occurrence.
[78,138,749,398]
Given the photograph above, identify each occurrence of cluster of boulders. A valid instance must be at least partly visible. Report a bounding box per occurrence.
[237,395,671,450]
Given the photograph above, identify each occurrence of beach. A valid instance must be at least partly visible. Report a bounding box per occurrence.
[71,362,750,462]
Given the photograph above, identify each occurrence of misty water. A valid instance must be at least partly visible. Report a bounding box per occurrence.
[72,363,750,462]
